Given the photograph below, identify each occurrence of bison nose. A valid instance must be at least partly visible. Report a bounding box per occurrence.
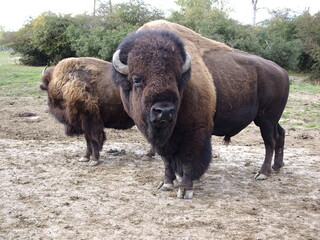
[150,102,175,127]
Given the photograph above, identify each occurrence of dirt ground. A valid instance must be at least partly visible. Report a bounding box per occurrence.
[0,91,319,239]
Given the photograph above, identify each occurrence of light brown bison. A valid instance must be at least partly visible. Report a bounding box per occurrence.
[112,20,289,199]
[40,57,154,166]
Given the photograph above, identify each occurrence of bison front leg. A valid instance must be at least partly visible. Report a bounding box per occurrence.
[146,145,156,158]
[157,156,176,191]
[78,135,92,162]
[177,162,194,199]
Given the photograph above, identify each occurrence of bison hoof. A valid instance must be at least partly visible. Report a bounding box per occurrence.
[157,181,174,191]
[254,172,268,180]
[272,163,284,172]
[87,160,99,167]
[78,157,89,162]
[177,187,193,199]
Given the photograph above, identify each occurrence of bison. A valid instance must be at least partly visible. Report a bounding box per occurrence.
[111,20,289,199]
[40,57,154,166]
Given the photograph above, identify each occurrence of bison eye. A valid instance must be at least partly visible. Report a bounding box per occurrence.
[132,76,142,88]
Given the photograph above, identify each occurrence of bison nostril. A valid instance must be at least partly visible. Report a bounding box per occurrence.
[153,108,163,115]
[152,107,174,119]
[150,102,176,125]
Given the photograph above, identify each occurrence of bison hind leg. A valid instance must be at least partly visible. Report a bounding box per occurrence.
[272,123,285,172]
[82,117,106,167]
[254,120,285,180]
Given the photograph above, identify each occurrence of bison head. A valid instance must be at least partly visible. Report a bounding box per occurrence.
[40,66,55,91]
[112,30,191,146]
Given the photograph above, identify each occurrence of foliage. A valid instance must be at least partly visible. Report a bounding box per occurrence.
[170,1,305,70]
[170,0,234,42]
[1,12,76,65]
[0,0,319,81]
[31,12,77,65]
[296,11,320,82]
[256,14,303,70]
[2,22,49,66]
[0,0,164,65]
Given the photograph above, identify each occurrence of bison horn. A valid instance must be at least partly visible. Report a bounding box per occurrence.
[112,49,129,75]
[112,49,191,75]
[42,65,48,75]
[182,52,192,74]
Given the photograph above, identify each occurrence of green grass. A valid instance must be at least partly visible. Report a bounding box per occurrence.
[283,79,320,130]
[290,82,320,94]
[0,51,44,97]
[0,51,319,130]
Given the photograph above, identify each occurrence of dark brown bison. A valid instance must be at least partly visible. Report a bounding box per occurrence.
[111,20,289,199]
[40,57,154,166]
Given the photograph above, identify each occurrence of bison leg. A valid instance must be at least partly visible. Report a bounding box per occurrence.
[82,117,106,167]
[158,157,176,191]
[177,163,194,199]
[87,140,101,166]
[146,146,156,158]
[255,121,276,180]
[272,124,285,172]
[79,135,92,162]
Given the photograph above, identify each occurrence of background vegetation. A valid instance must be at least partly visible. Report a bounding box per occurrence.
[0,0,320,82]
[1,51,318,130]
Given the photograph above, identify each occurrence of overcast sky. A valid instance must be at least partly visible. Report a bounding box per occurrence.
[1,0,319,31]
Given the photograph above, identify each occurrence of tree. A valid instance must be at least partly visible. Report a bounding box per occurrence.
[296,11,320,81]
[170,0,233,36]
[31,12,76,64]
[255,11,303,70]
[6,12,76,65]
[67,0,164,61]
[251,0,259,25]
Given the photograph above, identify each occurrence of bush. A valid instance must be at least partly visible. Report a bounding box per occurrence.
[31,12,76,64]
[296,11,320,81]
[2,23,49,66]
[3,12,76,65]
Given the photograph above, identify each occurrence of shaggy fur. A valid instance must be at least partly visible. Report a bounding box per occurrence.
[138,20,289,179]
[112,29,216,198]
[112,20,289,198]
[41,57,146,165]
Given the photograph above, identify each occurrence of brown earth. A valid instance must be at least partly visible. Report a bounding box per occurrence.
[0,90,319,239]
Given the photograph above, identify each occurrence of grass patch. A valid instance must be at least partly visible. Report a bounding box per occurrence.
[1,51,319,130]
[284,78,320,130]
[0,51,44,97]
[290,82,320,94]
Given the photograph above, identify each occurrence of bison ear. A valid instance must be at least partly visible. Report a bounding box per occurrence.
[178,67,191,91]
[111,67,132,92]
[178,52,191,90]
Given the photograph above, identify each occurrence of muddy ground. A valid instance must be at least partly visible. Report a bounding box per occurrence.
[0,91,319,239]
